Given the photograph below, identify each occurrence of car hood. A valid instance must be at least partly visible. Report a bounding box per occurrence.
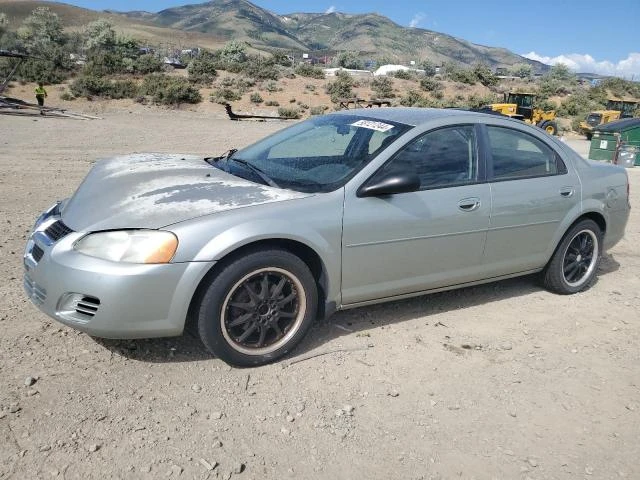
[61,153,310,231]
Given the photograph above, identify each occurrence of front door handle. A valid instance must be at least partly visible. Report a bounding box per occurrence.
[560,187,575,197]
[458,197,481,212]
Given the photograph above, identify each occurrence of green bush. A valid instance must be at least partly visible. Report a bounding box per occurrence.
[278,107,300,119]
[399,90,427,107]
[446,66,478,85]
[310,105,328,115]
[250,92,263,103]
[135,54,163,75]
[59,91,75,101]
[209,88,242,103]
[419,77,443,92]
[392,70,413,80]
[325,71,355,103]
[70,76,138,99]
[295,63,325,79]
[473,63,498,87]
[265,100,279,106]
[264,81,281,92]
[371,76,394,98]
[140,74,201,105]
[188,56,218,84]
[241,57,280,80]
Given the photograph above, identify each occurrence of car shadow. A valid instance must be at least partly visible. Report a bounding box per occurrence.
[93,254,621,365]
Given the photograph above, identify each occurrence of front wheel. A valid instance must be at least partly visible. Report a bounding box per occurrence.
[543,219,602,294]
[540,120,558,136]
[197,248,318,367]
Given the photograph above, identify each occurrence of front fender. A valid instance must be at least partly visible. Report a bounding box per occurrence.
[168,191,345,306]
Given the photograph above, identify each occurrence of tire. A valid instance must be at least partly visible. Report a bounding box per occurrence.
[197,248,318,367]
[540,120,558,136]
[586,133,593,141]
[542,219,602,294]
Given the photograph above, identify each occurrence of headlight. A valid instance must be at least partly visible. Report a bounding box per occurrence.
[74,230,178,264]
[34,201,62,229]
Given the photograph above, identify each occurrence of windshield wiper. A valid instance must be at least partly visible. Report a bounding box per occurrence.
[227,157,280,188]
[205,148,237,165]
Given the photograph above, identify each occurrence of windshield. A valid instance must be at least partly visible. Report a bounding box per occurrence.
[213,114,412,193]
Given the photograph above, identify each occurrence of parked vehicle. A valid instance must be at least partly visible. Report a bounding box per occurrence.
[580,99,640,140]
[24,109,630,366]
[484,92,558,135]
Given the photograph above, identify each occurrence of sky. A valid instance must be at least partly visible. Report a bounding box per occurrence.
[60,0,640,77]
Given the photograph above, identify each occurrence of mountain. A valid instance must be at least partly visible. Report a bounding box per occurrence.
[0,0,549,72]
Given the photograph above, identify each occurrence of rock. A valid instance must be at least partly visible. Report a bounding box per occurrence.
[87,444,100,453]
[211,411,223,420]
[508,409,517,418]
[343,405,355,414]
[24,376,37,387]
[232,462,244,474]
[286,415,295,423]
[585,466,594,475]
[26,390,38,397]
[39,445,51,452]
[527,458,538,467]
[191,384,202,393]
[212,439,223,448]
[199,458,217,471]
[170,464,183,476]
[387,390,400,398]
[500,342,513,351]
[141,465,151,473]
[280,427,290,435]
[9,404,21,414]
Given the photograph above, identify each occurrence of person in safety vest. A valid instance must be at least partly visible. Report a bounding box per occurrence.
[35,82,47,114]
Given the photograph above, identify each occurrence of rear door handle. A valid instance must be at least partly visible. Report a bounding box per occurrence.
[458,197,481,212]
[560,187,575,197]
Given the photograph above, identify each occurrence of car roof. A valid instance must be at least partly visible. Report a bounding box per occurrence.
[331,107,512,127]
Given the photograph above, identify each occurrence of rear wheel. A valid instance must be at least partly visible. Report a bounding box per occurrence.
[543,219,602,294]
[197,249,318,367]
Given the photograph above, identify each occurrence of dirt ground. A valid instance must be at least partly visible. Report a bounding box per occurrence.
[0,103,638,480]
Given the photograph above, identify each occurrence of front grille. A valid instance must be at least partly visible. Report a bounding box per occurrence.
[24,275,47,306]
[45,220,74,242]
[75,296,100,317]
[31,244,44,262]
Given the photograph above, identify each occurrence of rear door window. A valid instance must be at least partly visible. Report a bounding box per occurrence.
[487,126,566,180]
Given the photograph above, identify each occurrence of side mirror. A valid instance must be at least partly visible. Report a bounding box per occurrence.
[357,171,421,197]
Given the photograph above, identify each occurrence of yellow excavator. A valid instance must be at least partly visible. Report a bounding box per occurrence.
[484,92,558,135]
[579,99,639,140]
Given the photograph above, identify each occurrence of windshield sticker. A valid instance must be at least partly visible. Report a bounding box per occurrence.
[351,120,395,132]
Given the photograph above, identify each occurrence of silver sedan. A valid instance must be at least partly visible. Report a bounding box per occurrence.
[24,108,631,366]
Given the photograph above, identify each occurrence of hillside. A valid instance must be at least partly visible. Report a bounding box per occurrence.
[0,0,548,72]
[0,1,228,50]
[118,0,547,72]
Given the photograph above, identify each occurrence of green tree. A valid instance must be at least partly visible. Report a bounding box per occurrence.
[17,7,65,53]
[83,19,116,51]
[334,51,363,70]
[219,41,247,64]
[472,63,498,87]
[510,63,533,79]
[420,60,437,77]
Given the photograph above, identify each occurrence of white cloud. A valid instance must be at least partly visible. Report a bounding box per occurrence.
[325,6,336,14]
[523,51,640,78]
[409,12,426,28]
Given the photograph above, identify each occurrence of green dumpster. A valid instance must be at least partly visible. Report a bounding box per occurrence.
[589,117,640,166]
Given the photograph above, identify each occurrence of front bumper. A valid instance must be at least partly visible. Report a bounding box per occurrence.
[23,215,214,339]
